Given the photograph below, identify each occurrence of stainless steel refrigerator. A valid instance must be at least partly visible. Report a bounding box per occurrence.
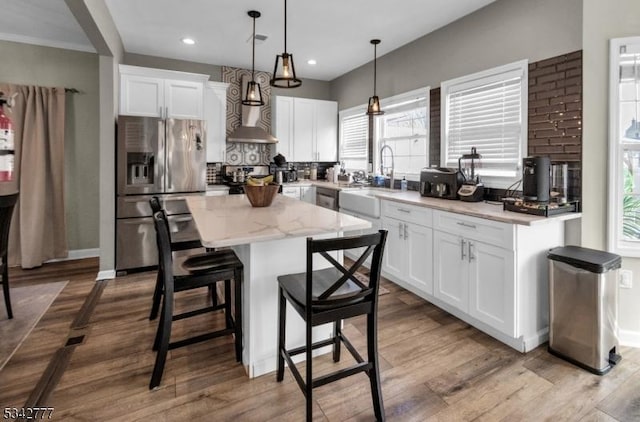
[116,115,206,273]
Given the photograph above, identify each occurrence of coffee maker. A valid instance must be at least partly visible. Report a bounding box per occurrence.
[522,156,550,203]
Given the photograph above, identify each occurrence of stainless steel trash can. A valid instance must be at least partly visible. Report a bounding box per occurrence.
[547,245,622,375]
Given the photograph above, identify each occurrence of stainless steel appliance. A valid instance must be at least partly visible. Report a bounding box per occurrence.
[269,163,297,183]
[116,115,206,272]
[419,167,463,199]
[550,163,569,204]
[523,156,551,203]
[316,186,339,210]
[548,246,622,375]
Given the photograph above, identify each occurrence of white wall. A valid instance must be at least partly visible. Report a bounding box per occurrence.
[582,0,640,343]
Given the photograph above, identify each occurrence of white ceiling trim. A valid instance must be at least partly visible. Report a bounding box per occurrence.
[0,32,96,54]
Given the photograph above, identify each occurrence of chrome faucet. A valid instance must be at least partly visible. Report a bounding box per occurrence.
[380,144,395,189]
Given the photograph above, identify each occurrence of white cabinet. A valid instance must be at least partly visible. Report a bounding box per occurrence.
[282,186,301,199]
[273,96,338,162]
[380,201,433,296]
[204,82,229,162]
[119,65,208,119]
[340,208,381,266]
[375,200,569,353]
[281,185,315,203]
[301,186,315,204]
[433,211,516,338]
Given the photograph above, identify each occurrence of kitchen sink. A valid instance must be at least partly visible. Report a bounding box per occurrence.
[339,188,382,218]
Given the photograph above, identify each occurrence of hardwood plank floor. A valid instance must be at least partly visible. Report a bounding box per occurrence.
[1,258,640,421]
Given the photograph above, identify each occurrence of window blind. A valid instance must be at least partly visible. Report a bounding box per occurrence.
[443,66,525,177]
[340,113,368,159]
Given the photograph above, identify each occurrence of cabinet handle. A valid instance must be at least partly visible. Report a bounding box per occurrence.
[456,222,477,229]
[461,238,467,260]
[397,208,411,213]
[166,107,169,119]
[468,241,475,261]
[404,223,408,239]
[399,222,404,239]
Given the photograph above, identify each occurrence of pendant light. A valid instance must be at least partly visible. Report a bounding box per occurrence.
[366,39,384,116]
[270,0,302,88]
[242,10,264,106]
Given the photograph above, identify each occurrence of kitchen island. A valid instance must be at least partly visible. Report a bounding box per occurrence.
[186,194,371,377]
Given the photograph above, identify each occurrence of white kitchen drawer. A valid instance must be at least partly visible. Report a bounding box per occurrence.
[381,200,432,228]
[433,210,514,250]
[282,186,300,199]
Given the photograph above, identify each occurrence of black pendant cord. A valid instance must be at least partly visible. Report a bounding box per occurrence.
[251,13,256,80]
[373,43,377,96]
[284,0,288,54]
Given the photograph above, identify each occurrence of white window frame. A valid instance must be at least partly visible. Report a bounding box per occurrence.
[609,36,640,257]
[441,60,528,189]
[338,104,368,173]
[375,87,430,181]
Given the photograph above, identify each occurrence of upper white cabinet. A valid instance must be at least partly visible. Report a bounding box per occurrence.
[273,96,338,162]
[119,65,208,119]
[204,81,229,163]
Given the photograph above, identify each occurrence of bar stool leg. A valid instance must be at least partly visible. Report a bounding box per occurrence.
[234,269,243,363]
[149,294,172,389]
[333,320,341,362]
[306,322,313,422]
[276,286,286,382]
[367,312,385,421]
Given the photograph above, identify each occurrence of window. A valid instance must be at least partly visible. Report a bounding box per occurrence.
[441,60,528,188]
[339,105,368,172]
[375,88,429,180]
[609,37,640,256]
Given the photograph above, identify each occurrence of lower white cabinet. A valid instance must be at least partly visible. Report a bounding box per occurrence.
[281,185,315,203]
[282,186,300,199]
[377,200,569,353]
[380,201,433,296]
[301,186,315,204]
[433,229,515,337]
[340,209,380,266]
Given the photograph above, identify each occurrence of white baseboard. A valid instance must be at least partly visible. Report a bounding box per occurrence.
[619,329,640,348]
[45,248,100,263]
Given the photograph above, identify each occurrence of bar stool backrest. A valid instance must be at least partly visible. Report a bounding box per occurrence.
[0,193,18,258]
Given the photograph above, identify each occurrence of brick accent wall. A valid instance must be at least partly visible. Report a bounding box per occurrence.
[429,87,441,167]
[429,50,582,199]
[528,50,582,199]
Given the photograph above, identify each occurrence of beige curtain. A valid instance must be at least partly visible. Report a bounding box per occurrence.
[0,84,67,268]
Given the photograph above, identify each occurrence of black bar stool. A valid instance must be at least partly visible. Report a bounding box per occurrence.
[148,196,206,321]
[150,210,243,390]
[0,193,18,319]
[276,230,388,421]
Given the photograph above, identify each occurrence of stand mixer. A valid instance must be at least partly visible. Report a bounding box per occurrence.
[457,147,484,202]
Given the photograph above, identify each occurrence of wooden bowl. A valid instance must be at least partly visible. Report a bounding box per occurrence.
[244,184,280,207]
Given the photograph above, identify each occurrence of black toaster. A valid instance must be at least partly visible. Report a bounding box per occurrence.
[419,167,463,199]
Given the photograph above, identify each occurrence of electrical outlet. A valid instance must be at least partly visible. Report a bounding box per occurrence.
[620,269,633,289]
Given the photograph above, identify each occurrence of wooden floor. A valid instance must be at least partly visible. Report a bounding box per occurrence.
[2,258,640,421]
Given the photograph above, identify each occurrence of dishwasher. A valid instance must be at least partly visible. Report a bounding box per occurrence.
[316,186,339,210]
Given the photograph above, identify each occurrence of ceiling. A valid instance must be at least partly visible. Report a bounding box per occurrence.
[0,0,497,81]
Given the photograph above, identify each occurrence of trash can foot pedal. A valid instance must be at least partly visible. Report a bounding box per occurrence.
[608,352,622,366]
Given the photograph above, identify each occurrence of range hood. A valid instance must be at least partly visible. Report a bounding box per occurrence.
[227,76,277,144]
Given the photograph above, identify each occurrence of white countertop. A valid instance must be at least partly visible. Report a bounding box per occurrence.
[373,190,581,226]
[186,194,372,248]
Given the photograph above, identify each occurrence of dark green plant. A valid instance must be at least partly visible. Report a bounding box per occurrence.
[623,166,640,239]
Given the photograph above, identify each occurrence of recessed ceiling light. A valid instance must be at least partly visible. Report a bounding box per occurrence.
[307,59,317,65]
[181,38,196,45]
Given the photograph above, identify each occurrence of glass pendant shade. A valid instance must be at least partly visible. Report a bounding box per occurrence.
[367,95,382,115]
[270,0,302,88]
[366,39,384,116]
[242,10,265,106]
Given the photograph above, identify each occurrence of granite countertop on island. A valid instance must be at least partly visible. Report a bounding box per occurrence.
[186,194,371,248]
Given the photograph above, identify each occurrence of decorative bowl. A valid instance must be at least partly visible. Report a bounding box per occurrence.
[244,184,280,207]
